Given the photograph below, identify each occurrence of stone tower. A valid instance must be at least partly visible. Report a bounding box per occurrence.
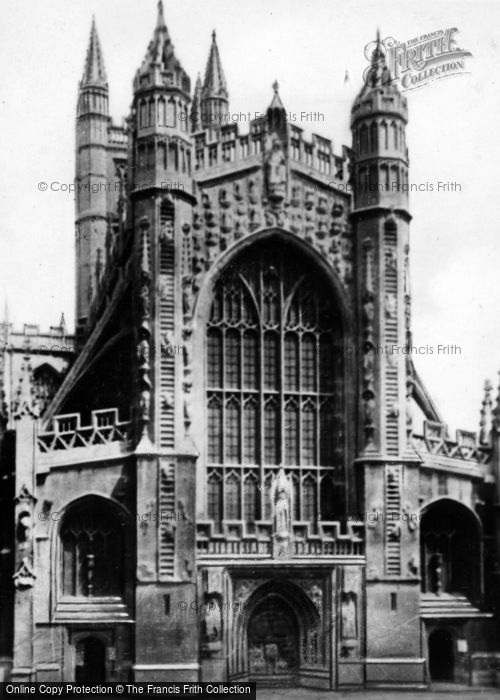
[127,1,199,681]
[75,18,109,336]
[351,35,422,677]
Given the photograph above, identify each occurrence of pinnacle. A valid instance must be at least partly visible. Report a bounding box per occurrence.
[269,80,285,111]
[81,17,107,87]
[202,29,228,100]
[156,0,167,31]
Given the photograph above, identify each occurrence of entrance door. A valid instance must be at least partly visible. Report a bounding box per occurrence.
[429,629,454,681]
[248,596,298,683]
[75,637,106,683]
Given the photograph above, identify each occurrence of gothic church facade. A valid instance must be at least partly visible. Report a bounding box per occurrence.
[1,3,499,689]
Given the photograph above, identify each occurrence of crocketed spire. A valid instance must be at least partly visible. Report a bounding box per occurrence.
[202,30,228,101]
[134,0,190,95]
[361,30,392,93]
[81,17,107,88]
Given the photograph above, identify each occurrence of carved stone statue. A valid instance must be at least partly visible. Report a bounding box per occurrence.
[271,469,292,536]
[204,597,222,643]
[341,593,357,639]
[270,469,293,558]
[266,137,287,202]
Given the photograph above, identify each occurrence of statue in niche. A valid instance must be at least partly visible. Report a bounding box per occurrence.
[270,469,294,559]
[248,178,259,204]
[271,469,292,537]
[341,592,357,639]
[182,276,194,318]
[309,584,323,612]
[16,510,32,546]
[385,293,397,319]
[275,491,289,534]
[291,185,301,207]
[408,556,418,576]
[266,137,287,202]
[204,596,222,643]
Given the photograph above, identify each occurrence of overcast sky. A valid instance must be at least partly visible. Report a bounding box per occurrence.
[1,0,500,436]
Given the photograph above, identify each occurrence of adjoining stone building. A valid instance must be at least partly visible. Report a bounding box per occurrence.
[1,3,499,688]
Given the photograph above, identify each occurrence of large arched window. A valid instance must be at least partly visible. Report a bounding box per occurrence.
[420,499,481,601]
[205,239,345,531]
[60,498,124,598]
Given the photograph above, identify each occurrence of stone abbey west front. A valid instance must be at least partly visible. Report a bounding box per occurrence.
[1,2,500,689]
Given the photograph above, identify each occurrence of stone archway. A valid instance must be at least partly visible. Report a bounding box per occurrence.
[230,577,324,687]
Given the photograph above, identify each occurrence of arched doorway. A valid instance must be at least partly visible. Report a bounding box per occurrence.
[247,595,299,683]
[75,637,106,683]
[428,628,454,681]
[232,578,324,686]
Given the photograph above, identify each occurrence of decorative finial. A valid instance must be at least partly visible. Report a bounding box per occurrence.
[212,29,216,41]
[481,378,494,444]
[272,80,279,93]
[363,29,391,89]
[372,28,385,64]
[156,0,166,29]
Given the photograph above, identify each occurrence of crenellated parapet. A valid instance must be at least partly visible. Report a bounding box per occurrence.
[0,319,73,428]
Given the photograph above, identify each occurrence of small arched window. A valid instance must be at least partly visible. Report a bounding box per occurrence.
[60,499,124,598]
[359,125,368,153]
[32,364,61,415]
[139,100,147,128]
[392,121,398,149]
[160,199,175,241]
[381,121,388,149]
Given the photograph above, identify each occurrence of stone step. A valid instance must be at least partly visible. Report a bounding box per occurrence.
[420,594,491,618]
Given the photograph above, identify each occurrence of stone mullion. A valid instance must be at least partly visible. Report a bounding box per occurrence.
[221,326,226,522]
[258,262,267,520]
[238,323,244,520]
[315,330,321,523]
[278,266,285,472]
[299,330,304,521]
